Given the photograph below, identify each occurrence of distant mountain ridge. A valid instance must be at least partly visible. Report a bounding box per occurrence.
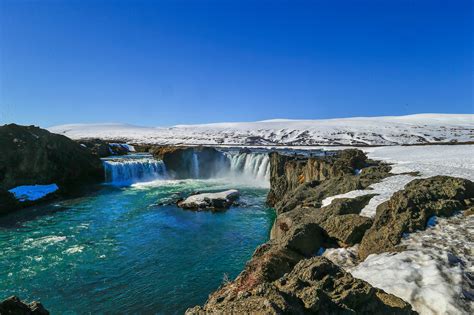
[48,114,474,146]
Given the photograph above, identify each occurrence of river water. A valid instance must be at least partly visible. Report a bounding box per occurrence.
[0,154,275,314]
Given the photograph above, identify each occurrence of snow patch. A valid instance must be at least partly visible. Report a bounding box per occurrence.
[8,184,59,202]
[351,214,473,315]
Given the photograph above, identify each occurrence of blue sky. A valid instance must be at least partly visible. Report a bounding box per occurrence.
[0,0,472,127]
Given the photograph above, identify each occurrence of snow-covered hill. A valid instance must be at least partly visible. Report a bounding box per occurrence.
[48,114,473,146]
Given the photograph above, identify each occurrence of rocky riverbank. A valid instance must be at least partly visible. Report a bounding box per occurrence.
[187,149,474,314]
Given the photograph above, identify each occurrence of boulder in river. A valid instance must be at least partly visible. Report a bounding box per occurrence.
[177,189,240,211]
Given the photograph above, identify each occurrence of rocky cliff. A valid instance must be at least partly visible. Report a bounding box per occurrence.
[0,124,104,214]
[187,149,474,313]
[186,150,417,313]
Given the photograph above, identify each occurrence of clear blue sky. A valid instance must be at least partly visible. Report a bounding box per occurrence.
[0,0,472,127]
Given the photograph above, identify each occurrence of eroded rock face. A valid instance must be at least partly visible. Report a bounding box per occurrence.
[271,195,375,249]
[187,257,415,314]
[359,176,474,260]
[151,146,228,179]
[0,124,104,214]
[0,296,49,315]
[267,150,392,215]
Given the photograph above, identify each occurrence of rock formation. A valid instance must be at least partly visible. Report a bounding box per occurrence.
[178,190,240,211]
[0,296,49,315]
[186,149,418,313]
[187,256,415,314]
[359,175,474,259]
[76,138,129,157]
[267,149,391,214]
[0,124,104,214]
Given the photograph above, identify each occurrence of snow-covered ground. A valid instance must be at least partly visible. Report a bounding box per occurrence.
[320,144,474,315]
[352,214,473,315]
[8,184,59,202]
[48,114,473,146]
[322,145,474,217]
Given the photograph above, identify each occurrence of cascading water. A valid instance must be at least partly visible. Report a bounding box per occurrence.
[191,153,200,178]
[224,152,270,186]
[103,154,168,185]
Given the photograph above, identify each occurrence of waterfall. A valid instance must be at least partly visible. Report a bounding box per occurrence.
[225,152,270,185]
[103,155,167,185]
[191,153,200,178]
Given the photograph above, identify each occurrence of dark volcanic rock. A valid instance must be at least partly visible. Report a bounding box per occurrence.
[187,257,415,314]
[151,146,228,179]
[271,195,375,248]
[0,189,19,216]
[359,175,474,259]
[0,124,104,214]
[0,296,49,315]
[77,138,129,157]
[267,150,391,214]
[267,149,368,207]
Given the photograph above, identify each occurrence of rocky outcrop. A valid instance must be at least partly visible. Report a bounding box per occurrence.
[151,146,228,179]
[77,138,128,157]
[359,175,474,259]
[268,150,391,215]
[267,149,367,207]
[271,195,375,249]
[187,257,415,314]
[178,190,240,211]
[185,150,417,313]
[0,124,104,214]
[0,296,49,315]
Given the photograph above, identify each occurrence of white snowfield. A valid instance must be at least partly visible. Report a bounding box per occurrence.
[48,114,473,146]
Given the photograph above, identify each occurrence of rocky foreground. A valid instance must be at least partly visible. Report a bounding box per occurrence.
[0,296,49,315]
[187,149,474,314]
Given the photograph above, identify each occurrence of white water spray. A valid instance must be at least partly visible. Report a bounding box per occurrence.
[224,152,270,186]
[103,156,167,185]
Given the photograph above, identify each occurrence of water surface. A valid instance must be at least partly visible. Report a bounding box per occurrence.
[0,179,274,314]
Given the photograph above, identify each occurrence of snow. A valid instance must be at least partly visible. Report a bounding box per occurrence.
[48,114,473,146]
[321,145,474,217]
[351,214,473,315]
[8,184,59,202]
[318,145,474,314]
[179,189,240,208]
[363,145,474,181]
